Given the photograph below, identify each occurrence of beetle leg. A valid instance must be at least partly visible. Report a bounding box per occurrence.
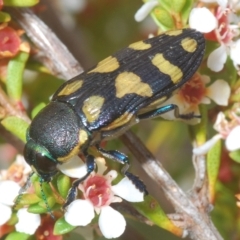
[138,104,201,120]
[63,155,95,210]
[97,147,147,194]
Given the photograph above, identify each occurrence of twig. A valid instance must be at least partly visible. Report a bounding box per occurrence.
[191,154,207,193]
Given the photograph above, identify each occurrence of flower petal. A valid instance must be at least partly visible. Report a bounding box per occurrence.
[226,126,240,151]
[200,97,211,104]
[189,8,217,33]
[216,0,228,8]
[0,180,20,206]
[207,45,227,72]
[207,80,230,106]
[105,170,118,182]
[95,157,108,175]
[60,0,87,13]
[134,1,159,22]
[64,199,94,226]
[230,40,240,67]
[112,177,144,202]
[193,134,222,155]
[16,208,41,235]
[58,156,87,178]
[0,203,12,225]
[213,112,227,131]
[99,206,126,239]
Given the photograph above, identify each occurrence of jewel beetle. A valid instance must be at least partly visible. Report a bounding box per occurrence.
[23,28,205,210]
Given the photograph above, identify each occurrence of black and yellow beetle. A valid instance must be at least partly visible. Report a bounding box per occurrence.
[23,28,205,210]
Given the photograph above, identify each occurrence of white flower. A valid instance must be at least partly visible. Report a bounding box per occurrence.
[0,155,40,235]
[0,155,32,185]
[134,0,159,22]
[0,180,20,225]
[58,155,88,178]
[193,112,240,155]
[64,157,144,239]
[64,199,94,226]
[99,206,126,239]
[160,73,230,124]
[189,7,217,33]
[225,125,240,151]
[15,208,41,235]
[229,39,240,68]
[59,0,87,13]
[189,2,240,72]
[207,45,227,72]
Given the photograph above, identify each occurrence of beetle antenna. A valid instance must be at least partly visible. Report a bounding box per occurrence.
[39,178,55,219]
[13,172,35,210]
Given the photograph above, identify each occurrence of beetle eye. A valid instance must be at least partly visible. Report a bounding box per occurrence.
[35,152,57,174]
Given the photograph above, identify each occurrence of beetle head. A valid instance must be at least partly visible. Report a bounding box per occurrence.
[24,138,58,182]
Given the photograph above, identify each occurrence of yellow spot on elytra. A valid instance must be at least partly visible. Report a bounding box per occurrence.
[88,56,119,73]
[181,37,197,53]
[115,72,153,98]
[101,112,134,131]
[128,41,151,50]
[79,129,88,146]
[57,80,83,96]
[57,129,89,162]
[165,30,183,36]
[152,54,183,84]
[82,96,105,123]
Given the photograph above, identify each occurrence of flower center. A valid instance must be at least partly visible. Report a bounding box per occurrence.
[178,73,206,105]
[84,175,111,207]
[205,6,234,44]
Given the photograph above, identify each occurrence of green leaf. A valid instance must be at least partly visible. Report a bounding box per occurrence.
[26,61,51,74]
[54,217,76,235]
[159,0,171,12]
[229,150,240,163]
[171,0,186,13]
[7,212,18,225]
[5,231,30,240]
[0,11,11,22]
[32,178,53,198]
[133,195,182,236]
[152,7,174,29]
[31,102,46,119]
[207,139,221,203]
[57,174,71,198]
[6,51,29,101]
[189,105,207,144]
[3,0,39,7]
[18,193,41,205]
[38,196,56,209]
[28,203,48,214]
[1,116,29,142]
[181,0,194,24]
